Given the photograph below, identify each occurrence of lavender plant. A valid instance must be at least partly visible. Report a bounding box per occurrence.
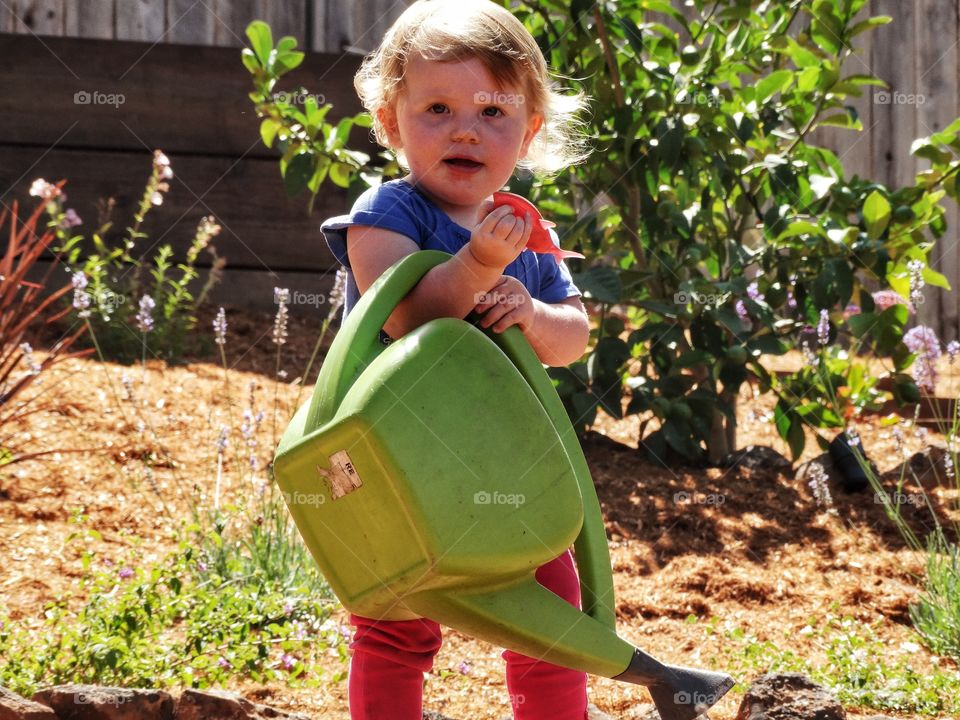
[49,150,225,362]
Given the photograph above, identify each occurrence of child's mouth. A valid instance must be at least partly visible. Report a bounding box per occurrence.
[444,157,483,170]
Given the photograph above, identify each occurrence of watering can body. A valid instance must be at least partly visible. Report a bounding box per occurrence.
[274,251,735,719]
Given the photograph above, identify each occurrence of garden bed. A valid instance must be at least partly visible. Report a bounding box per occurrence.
[1,307,958,719]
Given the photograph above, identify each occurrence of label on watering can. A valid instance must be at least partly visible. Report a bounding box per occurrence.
[317,450,363,499]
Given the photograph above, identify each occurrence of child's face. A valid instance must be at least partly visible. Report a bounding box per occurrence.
[378,54,544,220]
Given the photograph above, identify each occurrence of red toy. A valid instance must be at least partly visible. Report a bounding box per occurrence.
[492,191,585,260]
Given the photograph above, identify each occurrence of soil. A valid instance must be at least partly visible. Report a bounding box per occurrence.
[2,305,958,720]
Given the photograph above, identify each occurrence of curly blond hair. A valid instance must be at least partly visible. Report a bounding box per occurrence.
[354,0,591,176]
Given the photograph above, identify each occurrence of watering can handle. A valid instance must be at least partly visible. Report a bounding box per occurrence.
[307,250,616,630]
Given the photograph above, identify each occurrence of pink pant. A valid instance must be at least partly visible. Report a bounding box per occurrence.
[347,549,588,720]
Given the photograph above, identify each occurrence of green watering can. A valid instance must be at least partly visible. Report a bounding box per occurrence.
[274,251,735,720]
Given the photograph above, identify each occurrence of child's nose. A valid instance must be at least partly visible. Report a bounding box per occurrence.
[450,118,480,143]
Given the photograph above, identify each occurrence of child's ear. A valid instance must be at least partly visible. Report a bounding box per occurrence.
[377,105,402,148]
[519,112,545,159]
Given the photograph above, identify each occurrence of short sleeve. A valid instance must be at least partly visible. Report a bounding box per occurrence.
[320,182,423,270]
[536,228,583,303]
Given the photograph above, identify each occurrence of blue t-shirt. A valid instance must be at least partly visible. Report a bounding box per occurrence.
[320,179,581,341]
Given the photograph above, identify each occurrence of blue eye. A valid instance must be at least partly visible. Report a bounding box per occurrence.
[429,103,447,113]
[482,106,503,117]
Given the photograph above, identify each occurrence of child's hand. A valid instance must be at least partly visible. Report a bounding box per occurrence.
[473,276,535,334]
[467,202,532,270]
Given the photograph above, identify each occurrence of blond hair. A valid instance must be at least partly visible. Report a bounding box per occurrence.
[354,0,591,176]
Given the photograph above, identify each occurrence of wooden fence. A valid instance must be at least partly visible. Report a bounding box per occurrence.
[0,0,958,340]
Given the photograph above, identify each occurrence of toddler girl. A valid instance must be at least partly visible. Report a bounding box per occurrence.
[320,2,593,717]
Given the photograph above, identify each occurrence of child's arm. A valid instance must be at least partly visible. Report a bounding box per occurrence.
[473,276,589,367]
[347,204,529,339]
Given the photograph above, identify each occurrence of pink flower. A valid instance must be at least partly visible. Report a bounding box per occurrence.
[29,178,60,200]
[872,290,915,314]
[281,653,296,671]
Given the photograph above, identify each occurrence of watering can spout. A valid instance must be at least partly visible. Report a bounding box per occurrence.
[408,575,734,720]
[614,649,737,720]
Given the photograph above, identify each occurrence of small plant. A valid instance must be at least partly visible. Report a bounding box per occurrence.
[242,21,396,212]
[700,613,960,715]
[0,515,348,694]
[48,150,225,362]
[0,191,92,466]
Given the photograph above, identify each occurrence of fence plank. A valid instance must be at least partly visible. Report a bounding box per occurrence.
[166,0,215,46]
[0,145,347,272]
[259,0,305,48]
[64,0,113,39]
[211,0,256,47]
[116,0,165,42]
[10,0,64,35]
[870,0,917,191]
[313,0,411,53]
[0,34,371,159]
[915,0,959,342]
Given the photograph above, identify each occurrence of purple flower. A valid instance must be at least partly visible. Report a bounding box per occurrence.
[213,307,227,345]
[71,271,91,317]
[118,567,135,579]
[799,325,819,367]
[817,309,830,347]
[947,340,960,364]
[60,208,82,228]
[136,295,155,333]
[746,281,765,302]
[904,325,941,393]
[273,288,290,345]
[872,290,914,314]
[457,659,473,675]
[807,461,833,508]
[908,259,925,308]
[281,653,296,671]
[197,560,208,572]
[284,602,293,616]
[218,657,232,670]
[843,304,860,319]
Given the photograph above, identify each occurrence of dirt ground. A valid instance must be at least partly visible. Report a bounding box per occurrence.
[2,306,958,719]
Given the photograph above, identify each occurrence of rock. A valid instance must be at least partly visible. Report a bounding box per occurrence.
[720,445,793,474]
[496,702,616,720]
[175,689,310,720]
[903,442,951,484]
[31,686,174,720]
[587,703,618,719]
[735,673,844,720]
[0,686,57,720]
[623,704,660,720]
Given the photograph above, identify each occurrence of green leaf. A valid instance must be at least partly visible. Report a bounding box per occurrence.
[849,15,892,37]
[245,21,273,66]
[922,266,952,291]
[617,15,645,57]
[241,48,260,74]
[862,190,891,240]
[755,69,793,104]
[572,266,622,304]
[283,152,314,197]
[259,119,281,148]
[329,162,352,188]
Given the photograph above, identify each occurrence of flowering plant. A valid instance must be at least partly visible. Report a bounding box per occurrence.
[44,150,226,361]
